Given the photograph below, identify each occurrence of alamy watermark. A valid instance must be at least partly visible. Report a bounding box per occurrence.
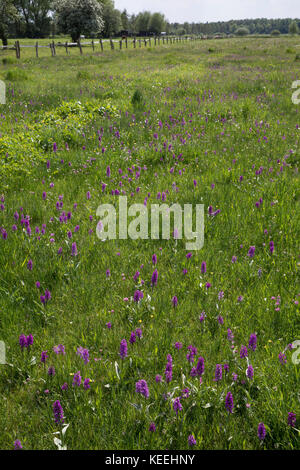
[291,80,300,105]
[0,80,5,105]
[291,340,300,365]
[0,341,6,364]
[96,198,204,251]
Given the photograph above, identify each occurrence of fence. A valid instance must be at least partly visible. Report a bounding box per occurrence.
[0,36,203,59]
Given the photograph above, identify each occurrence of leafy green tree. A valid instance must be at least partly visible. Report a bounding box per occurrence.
[99,0,122,37]
[0,0,18,45]
[289,20,299,35]
[235,26,249,36]
[14,0,51,38]
[54,0,104,42]
[135,11,151,34]
[271,29,280,36]
[121,9,129,31]
[148,12,166,35]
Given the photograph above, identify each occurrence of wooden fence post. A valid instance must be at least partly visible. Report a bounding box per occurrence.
[50,42,53,57]
[125,37,128,48]
[52,41,56,56]
[100,39,103,51]
[78,40,83,55]
[35,41,38,57]
[119,40,122,50]
[92,40,95,51]
[65,42,68,54]
[133,37,136,48]
[110,38,114,50]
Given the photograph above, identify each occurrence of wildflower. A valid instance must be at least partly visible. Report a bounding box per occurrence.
[201,261,206,274]
[227,329,234,341]
[19,334,27,350]
[246,365,254,380]
[72,371,82,387]
[27,259,33,271]
[48,366,55,376]
[71,242,78,256]
[214,364,222,382]
[152,254,157,265]
[172,295,178,308]
[119,339,128,359]
[173,397,182,415]
[83,378,91,390]
[269,241,274,254]
[175,342,182,350]
[26,334,34,347]
[41,351,48,364]
[165,354,173,383]
[248,246,256,258]
[240,345,248,358]
[186,345,197,364]
[53,400,64,425]
[129,331,136,344]
[77,346,89,364]
[225,392,234,414]
[248,333,257,351]
[133,290,143,303]
[188,434,197,446]
[155,374,162,383]
[279,352,287,365]
[195,356,205,376]
[287,412,296,427]
[14,440,22,450]
[61,383,68,391]
[53,344,65,355]
[135,379,149,398]
[257,422,266,441]
[135,328,142,338]
[149,422,156,432]
[151,269,158,287]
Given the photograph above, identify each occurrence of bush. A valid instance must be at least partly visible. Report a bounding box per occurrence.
[76,70,91,80]
[2,57,17,65]
[5,69,28,81]
[131,89,144,107]
[271,30,281,36]
[235,27,250,36]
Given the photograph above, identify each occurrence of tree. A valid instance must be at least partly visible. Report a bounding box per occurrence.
[98,0,122,37]
[121,9,129,31]
[289,20,299,35]
[54,0,104,42]
[135,11,151,35]
[0,0,18,45]
[148,12,166,35]
[14,0,52,38]
[271,29,280,36]
[235,26,249,36]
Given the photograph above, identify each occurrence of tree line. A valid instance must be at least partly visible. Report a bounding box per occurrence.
[1,0,299,46]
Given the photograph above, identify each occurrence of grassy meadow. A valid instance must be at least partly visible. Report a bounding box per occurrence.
[0,36,299,450]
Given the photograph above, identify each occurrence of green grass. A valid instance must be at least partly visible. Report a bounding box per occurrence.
[0,37,299,450]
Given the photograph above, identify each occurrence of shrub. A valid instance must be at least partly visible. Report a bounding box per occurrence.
[235,27,250,36]
[271,30,281,36]
[131,89,144,107]
[5,69,28,81]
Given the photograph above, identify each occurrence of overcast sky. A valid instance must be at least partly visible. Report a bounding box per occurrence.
[114,0,300,23]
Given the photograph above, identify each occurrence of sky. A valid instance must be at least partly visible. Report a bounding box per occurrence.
[114,0,300,23]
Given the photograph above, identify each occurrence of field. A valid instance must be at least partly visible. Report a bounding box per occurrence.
[0,37,299,450]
